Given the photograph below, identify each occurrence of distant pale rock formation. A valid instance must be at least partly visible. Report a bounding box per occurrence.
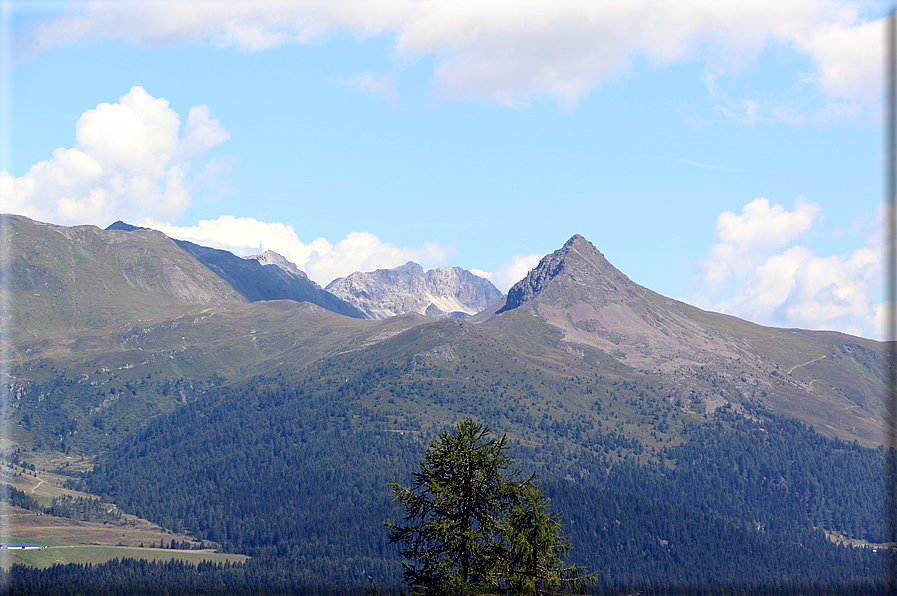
[326,262,503,320]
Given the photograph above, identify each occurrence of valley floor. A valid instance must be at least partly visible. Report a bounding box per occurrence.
[0,455,244,570]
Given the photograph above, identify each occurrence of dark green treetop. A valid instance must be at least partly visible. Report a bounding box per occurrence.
[387,418,593,595]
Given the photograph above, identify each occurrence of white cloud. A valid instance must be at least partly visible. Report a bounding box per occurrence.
[147,216,457,287]
[0,86,230,226]
[474,253,544,293]
[306,232,456,283]
[177,105,232,161]
[14,0,412,57]
[770,100,867,127]
[693,199,882,339]
[714,99,762,125]
[717,245,880,334]
[0,84,461,289]
[190,155,240,199]
[699,196,821,283]
[344,71,399,102]
[799,12,882,103]
[716,196,821,251]
[14,1,886,118]
[145,215,330,271]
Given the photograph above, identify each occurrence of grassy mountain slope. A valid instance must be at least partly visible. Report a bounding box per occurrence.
[173,239,366,319]
[2,216,421,452]
[7,221,882,455]
[5,300,426,453]
[104,220,365,319]
[2,215,243,341]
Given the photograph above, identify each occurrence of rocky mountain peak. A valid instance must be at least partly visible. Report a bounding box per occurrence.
[496,233,753,373]
[502,234,638,312]
[395,261,425,274]
[326,263,502,320]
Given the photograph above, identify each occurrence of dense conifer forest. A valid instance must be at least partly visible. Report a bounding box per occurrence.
[50,363,890,594]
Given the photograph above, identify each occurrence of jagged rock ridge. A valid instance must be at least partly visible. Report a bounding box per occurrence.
[326,262,502,320]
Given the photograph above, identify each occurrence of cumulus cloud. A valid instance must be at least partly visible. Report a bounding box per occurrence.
[716,196,820,250]
[0,83,460,288]
[305,232,456,283]
[473,253,544,293]
[0,86,230,226]
[718,245,879,334]
[800,12,882,103]
[147,215,457,287]
[146,215,330,271]
[13,1,886,118]
[699,196,822,283]
[177,105,233,160]
[694,198,881,339]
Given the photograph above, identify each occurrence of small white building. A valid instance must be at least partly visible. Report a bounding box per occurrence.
[1,543,40,550]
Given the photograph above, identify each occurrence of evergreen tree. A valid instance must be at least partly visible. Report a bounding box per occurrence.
[504,480,590,595]
[387,418,593,595]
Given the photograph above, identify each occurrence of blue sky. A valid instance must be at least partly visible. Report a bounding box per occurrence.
[0,0,890,338]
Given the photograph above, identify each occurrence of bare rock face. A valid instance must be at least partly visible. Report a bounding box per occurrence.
[326,262,502,320]
[502,234,640,311]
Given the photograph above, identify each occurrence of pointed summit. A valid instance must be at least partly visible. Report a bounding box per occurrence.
[106,221,147,232]
[501,234,642,312]
[495,234,751,372]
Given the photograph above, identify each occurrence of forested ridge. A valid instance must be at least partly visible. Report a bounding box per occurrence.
[62,361,891,593]
[550,483,883,592]
[71,372,424,584]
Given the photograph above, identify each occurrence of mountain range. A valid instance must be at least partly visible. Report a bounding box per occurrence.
[1,215,891,593]
[5,216,883,447]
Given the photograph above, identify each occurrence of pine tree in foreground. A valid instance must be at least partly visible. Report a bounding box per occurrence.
[386,418,594,595]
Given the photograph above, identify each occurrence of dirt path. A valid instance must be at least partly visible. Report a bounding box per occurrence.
[787,355,826,374]
[30,480,44,494]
